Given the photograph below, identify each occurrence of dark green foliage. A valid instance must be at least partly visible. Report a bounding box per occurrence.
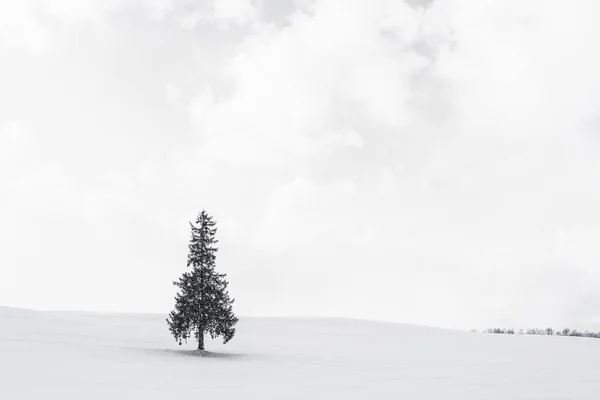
[166,210,238,350]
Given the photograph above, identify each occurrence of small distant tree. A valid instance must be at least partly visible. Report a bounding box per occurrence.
[166,210,238,350]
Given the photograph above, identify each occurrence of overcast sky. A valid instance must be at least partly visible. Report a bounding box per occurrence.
[1,0,599,330]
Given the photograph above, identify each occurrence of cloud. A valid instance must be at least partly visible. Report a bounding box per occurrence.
[179,0,259,31]
[430,0,600,138]
[0,2,47,53]
[0,122,65,193]
[0,0,175,52]
[40,0,124,21]
[211,0,259,26]
[0,122,22,154]
[185,0,600,327]
[191,0,425,168]
[254,177,358,254]
[376,166,396,195]
[166,82,181,105]
[41,0,174,21]
[190,84,216,131]
[178,12,202,30]
[1,0,600,327]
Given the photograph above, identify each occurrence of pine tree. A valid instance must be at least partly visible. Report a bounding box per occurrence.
[166,210,238,350]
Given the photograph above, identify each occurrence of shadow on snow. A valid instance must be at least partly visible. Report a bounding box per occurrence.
[153,348,249,359]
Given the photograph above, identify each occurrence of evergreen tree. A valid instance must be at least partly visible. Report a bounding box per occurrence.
[166,210,238,350]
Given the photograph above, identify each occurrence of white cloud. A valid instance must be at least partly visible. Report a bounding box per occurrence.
[340,128,363,149]
[0,122,22,152]
[15,166,63,191]
[2,0,600,327]
[211,0,259,27]
[0,0,176,52]
[166,82,181,105]
[184,0,600,327]
[179,0,259,31]
[42,0,173,21]
[429,0,600,139]
[41,0,120,21]
[0,2,47,53]
[376,166,396,195]
[254,177,357,254]
[192,0,425,167]
[178,12,202,30]
[190,84,216,132]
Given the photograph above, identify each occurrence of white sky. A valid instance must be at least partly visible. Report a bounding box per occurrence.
[1,0,600,330]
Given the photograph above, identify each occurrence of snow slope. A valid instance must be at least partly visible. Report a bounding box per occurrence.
[1,307,599,399]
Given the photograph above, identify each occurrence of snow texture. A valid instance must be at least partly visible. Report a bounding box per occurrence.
[1,306,599,398]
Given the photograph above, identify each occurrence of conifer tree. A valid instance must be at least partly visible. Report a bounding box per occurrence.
[166,210,238,350]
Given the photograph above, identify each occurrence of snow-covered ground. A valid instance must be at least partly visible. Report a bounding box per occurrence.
[1,307,599,399]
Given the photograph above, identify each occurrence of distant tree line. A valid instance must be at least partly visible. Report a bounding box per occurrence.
[477,327,600,338]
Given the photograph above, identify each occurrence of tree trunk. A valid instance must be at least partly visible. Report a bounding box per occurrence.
[198,330,205,351]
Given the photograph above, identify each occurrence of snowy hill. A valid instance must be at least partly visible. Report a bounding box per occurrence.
[1,307,599,399]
